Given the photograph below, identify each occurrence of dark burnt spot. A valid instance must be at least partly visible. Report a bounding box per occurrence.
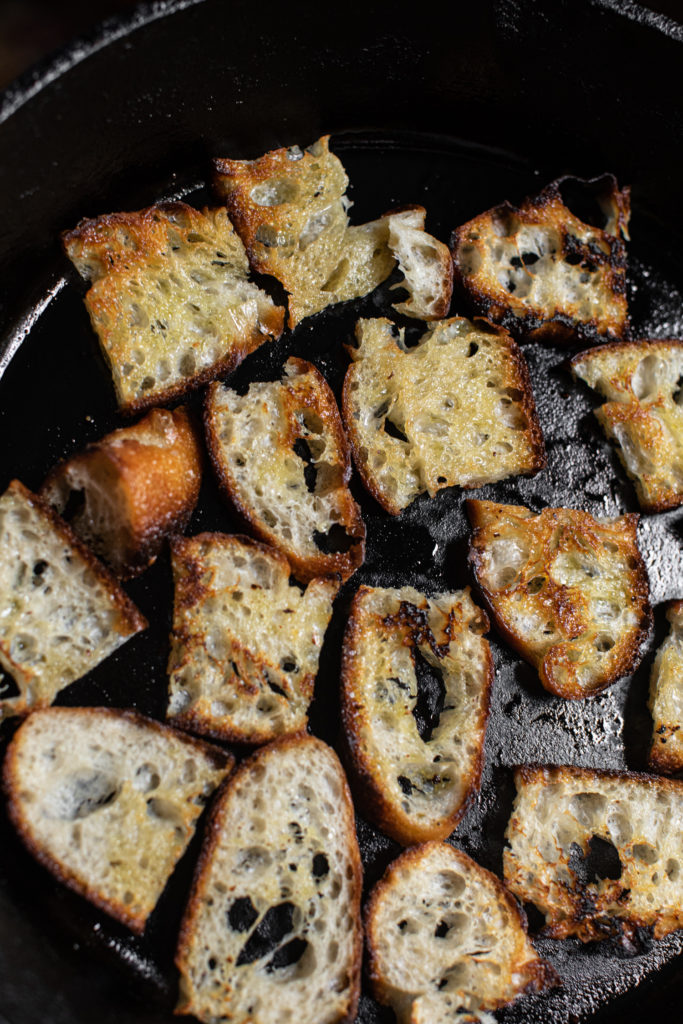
[382,601,451,659]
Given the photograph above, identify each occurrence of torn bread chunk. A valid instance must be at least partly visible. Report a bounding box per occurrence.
[0,480,147,720]
[341,586,492,845]
[466,499,651,699]
[451,175,630,344]
[41,406,202,578]
[204,357,365,582]
[366,842,558,1024]
[571,339,683,513]
[213,137,452,327]
[175,735,362,1024]
[63,201,284,415]
[3,706,232,933]
[342,317,546,514]
[649,600,683,773]
[504,764,683,941]
[167,533,339,743]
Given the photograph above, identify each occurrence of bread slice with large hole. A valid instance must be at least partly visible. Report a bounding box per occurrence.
[0,480,147,720]
[504,764,683,941]
[3,706,233,933]
[63,201,284,415]
[451,175,630,345]
[175,734,362,1024]
[571,339,683,513]
[342,317,545,514]
[649,600,683,773]
[466,499,651,699]
[204,356,365,582]
[167,533,340,743]
[365,841,558,1024]
[341,585,492,845]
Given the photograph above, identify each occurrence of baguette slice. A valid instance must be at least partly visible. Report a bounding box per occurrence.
[63,201,284,415]
[342,317,545,514]
[366,842,558,1024]
[3,707,233,933]
[571,339,683,513]
[167,533,340,743]
[342,585,492,845]
[451,176,630,345]
[41,406,202,578]
[205,357,365,582]
[175,735,362,1024]
[504,764,683,941]
[0,480,147,720]
[467,499,651,699]
[387,206,453,320]
[649,600,683,773]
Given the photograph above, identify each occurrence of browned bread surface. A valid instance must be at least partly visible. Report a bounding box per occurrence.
[343,317,546,514]
[649,600,683,773]
[341,585,492,844]
[466,499,651,699]
[504,764,683,941]
[3,707,232,933]
[365,841,558,1024]
[451,176,630,345]
[63,201,284,414]
[41,406,202,578]
[571,339,683,512]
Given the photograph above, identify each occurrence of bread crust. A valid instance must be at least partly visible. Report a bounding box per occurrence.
[648,599,683,773]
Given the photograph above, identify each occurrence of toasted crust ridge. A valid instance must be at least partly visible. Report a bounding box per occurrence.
[649,600,683,773]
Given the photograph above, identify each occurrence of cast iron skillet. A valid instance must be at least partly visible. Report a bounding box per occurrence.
[1,2,683,1022]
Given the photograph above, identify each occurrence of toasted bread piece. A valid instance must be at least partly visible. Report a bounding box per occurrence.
[0,480,147,720]
[342,586,492,845]
[167,533,339,743]
[63,201,284,415]
[3,706,232,933]
[504,764,683,941]
[571,339,683,513]
[466,499,651,699]
[366,841,558,1024]
[204,357,365,582]
[175,735,362,1024]
[342,317,545,514]
[41,406,202,578]
[214,137,452,327]
[451,176,630,344]
[649,600,683,773]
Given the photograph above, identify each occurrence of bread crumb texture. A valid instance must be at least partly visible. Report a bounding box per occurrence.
[3,707,231,932]
[62,201,284,414]
[451,176,629,344]
[504,764,683,941]
[342,586,492,844]
[176,735,362,1024]
[343,317,545,514]
[0,480,146,720]
[205,357,365,582]
[366,842,557,1024]
[167,533,339,743]
[649,600,683,772]
[467,500,651,699]
[572,339,683,512]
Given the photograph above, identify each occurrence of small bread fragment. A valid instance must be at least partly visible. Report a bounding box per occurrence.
[342,585,492,845]
[167,533,340,743]
[175,735,362,1024]
[466,499,651,699]
[451,176,630,344]
[63,201,284,414]
[3,706,232,933]
[366,842,558,1024]
[504,764,683,941]
[41,406,202,578]
[342,317,545,514]
[649,600,683,773]
[571,339,683,513]
[387,206,453,320]
[205,357,365,582]
[0,480,147,720]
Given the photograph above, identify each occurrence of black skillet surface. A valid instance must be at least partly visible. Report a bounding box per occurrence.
[1,2,683,1022]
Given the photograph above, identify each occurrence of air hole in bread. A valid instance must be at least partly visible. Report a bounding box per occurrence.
[227,895,259,933]
[52,770,120,821]
[312,525,356,555]
[265,936,309,973]
[632,843,659,865]
[235,901,296,966]
[312,853,329,878]
[412,646,446,743]
[133,763,161,793]
[568,835,622,885]
[293,438,317,493]
[383,416,408,443]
